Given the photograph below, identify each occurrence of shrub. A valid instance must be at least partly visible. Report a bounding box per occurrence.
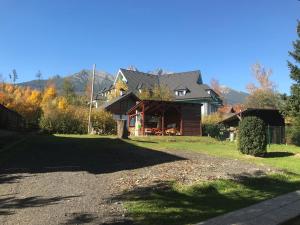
[39,106,116,135]
[39,107,87,134]
[202,123,229,140]
[238,116,267,156]
[286,125,300,146]
[91,110,116,135]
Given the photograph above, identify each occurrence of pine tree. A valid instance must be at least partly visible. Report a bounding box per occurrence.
[287,21,300,118]
[36,70,43,91]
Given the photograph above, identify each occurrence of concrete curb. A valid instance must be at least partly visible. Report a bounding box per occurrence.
[196,190,300,225]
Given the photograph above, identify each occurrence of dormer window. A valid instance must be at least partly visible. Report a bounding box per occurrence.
[176,90,185,96]
[175,87,189,96]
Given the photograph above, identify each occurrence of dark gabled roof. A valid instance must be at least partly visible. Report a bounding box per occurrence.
[159,71,212,100]
[120,69,158,91]
[96,68,222,103]
[219,108,285,127]
[119,69,218,101]
[101,92,139,110]
[174,84,189,91]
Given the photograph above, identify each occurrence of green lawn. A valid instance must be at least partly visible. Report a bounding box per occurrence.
[120,136,300,225]
[127,136,300,174]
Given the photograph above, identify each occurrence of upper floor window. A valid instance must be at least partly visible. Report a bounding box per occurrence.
[175,89,187,96]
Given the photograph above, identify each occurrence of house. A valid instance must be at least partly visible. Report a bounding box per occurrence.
[219,108,285,144]
[95,68,222,119]
[127,100,202,136]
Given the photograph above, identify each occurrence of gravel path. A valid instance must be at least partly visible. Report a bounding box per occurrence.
[0,137,275,225]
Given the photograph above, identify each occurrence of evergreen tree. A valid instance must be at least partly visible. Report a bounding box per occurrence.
[12,69,18,84]
[287,21,300,118]
[62,78,75,102]
[36,70,43,91]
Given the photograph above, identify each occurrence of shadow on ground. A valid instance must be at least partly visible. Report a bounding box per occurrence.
[264,151,295,158]
[110,173,300,225]
[0,135,184,175]
[0,195,81,216]
[64,212,135,225]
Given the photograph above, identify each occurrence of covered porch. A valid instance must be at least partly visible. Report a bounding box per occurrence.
[127,100,202,136]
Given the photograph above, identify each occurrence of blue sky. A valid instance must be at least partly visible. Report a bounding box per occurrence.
[0,0,299,93]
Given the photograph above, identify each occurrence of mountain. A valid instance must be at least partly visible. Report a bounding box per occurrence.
[18,70,114,94]
[220,86,249,104]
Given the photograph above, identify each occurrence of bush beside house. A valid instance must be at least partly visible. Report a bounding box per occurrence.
[40,107,116,134]
[202,112,229,140]
[238,116,267,156]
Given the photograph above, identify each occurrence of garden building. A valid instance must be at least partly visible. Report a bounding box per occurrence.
[220,108,285,144]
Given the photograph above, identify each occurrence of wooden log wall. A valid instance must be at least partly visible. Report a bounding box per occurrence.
[181,104,202,136]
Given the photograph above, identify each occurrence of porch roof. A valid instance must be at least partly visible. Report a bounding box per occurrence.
[127,100,202,115]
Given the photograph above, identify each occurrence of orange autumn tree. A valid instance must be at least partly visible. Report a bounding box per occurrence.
[0,83,43,127]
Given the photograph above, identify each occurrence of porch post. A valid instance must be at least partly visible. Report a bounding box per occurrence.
[180,116,183,136]
[162,108,165,136]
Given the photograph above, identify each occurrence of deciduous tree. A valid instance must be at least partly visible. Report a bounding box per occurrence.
[245,63,280,109]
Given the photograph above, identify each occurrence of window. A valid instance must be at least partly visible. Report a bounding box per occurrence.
[129,117,136,127]
[176,90,186,96]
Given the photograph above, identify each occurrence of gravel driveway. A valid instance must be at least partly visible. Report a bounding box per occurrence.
[0,135,274,225]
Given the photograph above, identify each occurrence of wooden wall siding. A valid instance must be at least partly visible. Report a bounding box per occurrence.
[0,104,24,130]
[107,98,137,115]
[181,104,202,136]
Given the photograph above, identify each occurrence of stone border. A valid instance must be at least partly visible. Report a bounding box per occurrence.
[196,190,300,225]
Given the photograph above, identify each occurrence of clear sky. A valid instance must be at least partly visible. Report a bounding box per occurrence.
[0,0,299,93]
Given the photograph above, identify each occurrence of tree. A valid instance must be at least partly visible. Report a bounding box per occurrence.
[285,21,300,146]
[10,69,18,85]
[138,88,152,100]
[138,84,174,101]
[210,78,223,97]
[245,63,280,109]
[107,80,128,101]
[36,70,43,91]
[286,21,300,118]
[62,78,75,101]
[151,84,174,101]
[42,85,57,104]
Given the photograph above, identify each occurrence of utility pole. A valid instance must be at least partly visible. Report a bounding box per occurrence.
[88,64,96,134]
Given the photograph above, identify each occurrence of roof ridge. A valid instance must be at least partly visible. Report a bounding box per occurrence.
[166,70,200,76]
[119,68,157,77]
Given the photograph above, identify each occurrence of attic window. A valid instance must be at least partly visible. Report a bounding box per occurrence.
[175,90,186,96]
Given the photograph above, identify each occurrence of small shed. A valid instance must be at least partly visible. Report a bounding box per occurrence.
[220,108,285,144]
[127,100,202,136]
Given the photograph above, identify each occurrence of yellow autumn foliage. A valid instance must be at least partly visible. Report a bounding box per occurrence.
[57,97,68,110]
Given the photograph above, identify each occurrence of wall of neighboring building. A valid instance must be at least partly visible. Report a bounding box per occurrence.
[0,104,24,130]
[201,102,219,116]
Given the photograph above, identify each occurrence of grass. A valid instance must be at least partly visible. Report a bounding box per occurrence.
[117,174,300,225]
[127,136,300,174]
[121,136,300,224]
